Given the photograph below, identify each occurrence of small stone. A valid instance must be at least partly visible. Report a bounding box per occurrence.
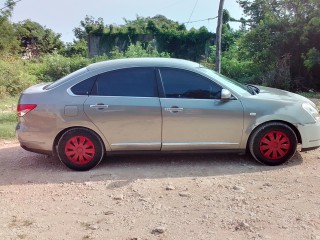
[179,191,191,197]
[139,197,151,202]
[235,221,250,231]
[232,186,245,192]
[203,214,209,219]
[263,183,272,187]
[203,195,212,200]
[151,226,166,234]
[166,185,175,191]
[89,224,99,230]
[103,211,114,215]
[113,194,124,200]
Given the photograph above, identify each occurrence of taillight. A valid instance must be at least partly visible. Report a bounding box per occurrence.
[17,104,37,117]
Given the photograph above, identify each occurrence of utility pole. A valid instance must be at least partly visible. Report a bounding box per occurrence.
[215,0,225,73]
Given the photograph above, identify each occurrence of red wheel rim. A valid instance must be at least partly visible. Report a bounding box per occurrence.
[65,136,95,165]
[259,131,291,160]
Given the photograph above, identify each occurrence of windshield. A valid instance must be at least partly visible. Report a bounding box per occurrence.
[44,67,89,90]
[198,68,256,95]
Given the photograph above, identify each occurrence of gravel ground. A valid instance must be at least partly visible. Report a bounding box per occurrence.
[0,140,319,240]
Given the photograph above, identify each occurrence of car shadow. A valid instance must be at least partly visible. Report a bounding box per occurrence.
[0,144,303,186]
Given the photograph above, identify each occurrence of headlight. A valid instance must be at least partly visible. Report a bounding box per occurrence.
[302,103,320,122]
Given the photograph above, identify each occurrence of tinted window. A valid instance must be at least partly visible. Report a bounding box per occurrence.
[92,68,157,97]
[45,67,88,90]
[71,76,96,95]
[160,68,222,99]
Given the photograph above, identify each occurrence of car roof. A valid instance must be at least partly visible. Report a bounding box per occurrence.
[86,58,201,71]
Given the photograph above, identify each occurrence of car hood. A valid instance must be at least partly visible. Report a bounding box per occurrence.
[256,86,315,106]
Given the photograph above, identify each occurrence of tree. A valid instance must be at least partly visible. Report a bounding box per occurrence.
[63,39,88,57]
[0,0,15,18]
[0,1,20,56]
[15,19,64,57]
[215,0,225,73]
[73,15,104,40]
[238,0,320,90]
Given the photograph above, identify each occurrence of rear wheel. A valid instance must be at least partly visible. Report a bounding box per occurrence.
[249,122,297,166]
[57,128,104,171]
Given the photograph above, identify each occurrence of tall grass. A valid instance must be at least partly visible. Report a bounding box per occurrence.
[0,112,17,139]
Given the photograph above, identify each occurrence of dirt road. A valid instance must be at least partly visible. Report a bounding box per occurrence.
[0,140,319,240]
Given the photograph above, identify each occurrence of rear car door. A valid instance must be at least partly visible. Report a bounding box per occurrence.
[158,68,244,150]
[83,67,162,151]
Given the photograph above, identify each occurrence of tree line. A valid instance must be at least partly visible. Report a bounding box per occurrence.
[0,0,319,97]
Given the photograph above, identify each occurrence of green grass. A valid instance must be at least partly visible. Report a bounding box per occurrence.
[0,95,19,111]
[0,112,17,139]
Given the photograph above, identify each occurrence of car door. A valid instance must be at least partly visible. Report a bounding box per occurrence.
[83,67,162,151]
[158,68,244,151]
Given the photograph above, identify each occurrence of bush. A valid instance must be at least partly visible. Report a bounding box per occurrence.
[0,40,170,98]
[124,41,170,58]
[221,58,261,84]
[37,53,91,82]
[0,59,37,98]
[206,45,261,84]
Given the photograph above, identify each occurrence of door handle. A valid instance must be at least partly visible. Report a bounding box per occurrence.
[164,106,184,113]
[90,104,109,110]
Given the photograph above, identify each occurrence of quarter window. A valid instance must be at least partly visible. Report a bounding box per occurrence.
[160,68,222,99]
[70,76,96,95]
[91,68,157,97]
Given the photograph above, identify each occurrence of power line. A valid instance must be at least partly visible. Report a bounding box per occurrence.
[182,16,217,24]
[185,0,199,27]
[0,0,22,11]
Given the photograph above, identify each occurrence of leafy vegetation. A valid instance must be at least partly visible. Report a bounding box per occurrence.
[0,0,320,97]
[237,0,320,90]
[75,14,213,61]
[0,95,18,112]
[0,0,320,139]
[0,58,37,98]
[0,112,16,139]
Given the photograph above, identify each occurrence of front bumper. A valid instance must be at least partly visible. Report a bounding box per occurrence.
[297,121,320,150]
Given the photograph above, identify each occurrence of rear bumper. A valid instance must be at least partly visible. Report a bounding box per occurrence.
[16,123,54,155]
[20,144,53,155]
[297,121,320,150]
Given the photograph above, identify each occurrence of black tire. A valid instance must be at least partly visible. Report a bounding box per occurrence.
[57,128,104,171]
[249,122,297,166]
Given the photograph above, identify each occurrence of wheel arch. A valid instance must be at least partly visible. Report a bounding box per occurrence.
[246,120,302,151]
[52,126,109,156]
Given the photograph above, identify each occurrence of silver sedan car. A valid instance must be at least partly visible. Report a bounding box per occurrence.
[16,58,320,170]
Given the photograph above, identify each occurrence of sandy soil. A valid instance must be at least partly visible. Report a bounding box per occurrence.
[0,140,319,240]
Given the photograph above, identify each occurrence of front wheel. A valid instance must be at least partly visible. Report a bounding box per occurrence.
[249,122,297,166]
[57,128,104,171]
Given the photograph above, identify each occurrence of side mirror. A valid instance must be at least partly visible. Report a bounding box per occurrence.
[221,89,232,100]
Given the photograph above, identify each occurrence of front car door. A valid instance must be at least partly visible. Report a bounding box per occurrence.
[158,68,244,151]
[84,67,162,151]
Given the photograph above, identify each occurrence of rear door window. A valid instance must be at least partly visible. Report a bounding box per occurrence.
[91,68,158,97]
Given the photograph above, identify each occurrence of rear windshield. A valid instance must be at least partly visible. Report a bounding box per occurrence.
[44,67,89,90]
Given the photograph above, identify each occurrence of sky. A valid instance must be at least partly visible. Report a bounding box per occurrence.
[2,0,244,43]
